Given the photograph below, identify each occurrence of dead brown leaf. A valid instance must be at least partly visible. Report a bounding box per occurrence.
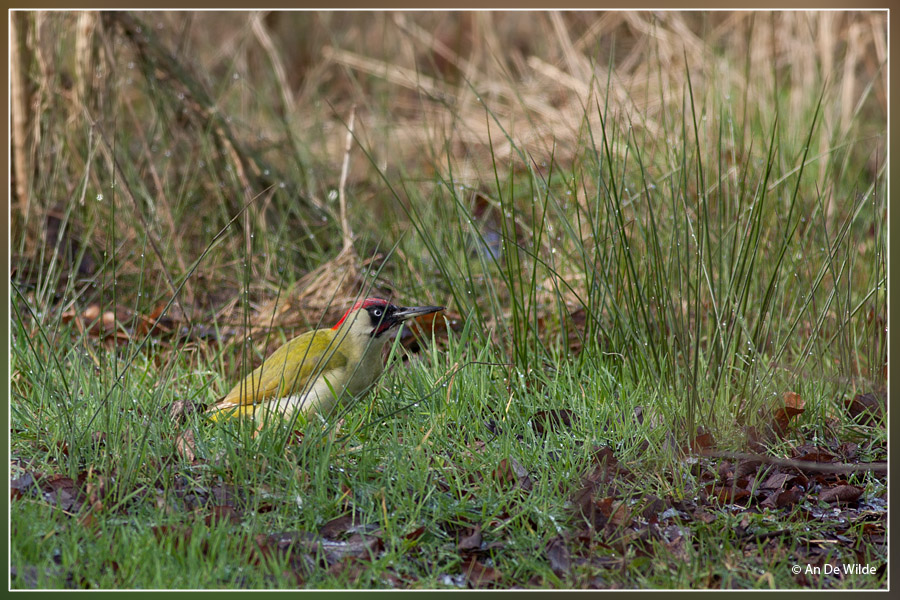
[783,391,805,410]
[493,457,532,491]
[596,497,632,528]
[571,447,631,529]
[690,429,716,452]
[11,472,38,500]
[168,399,200,424]
[84,471,108,513]
[733,459,762,480]
[792,450,836,464]
[819,484,864,504]
[844,392,885,425]
[640,495,667,521]
[761,487,803,509]
[705,484,751,504]
[744,426,767,452]
[772,392,806,438]
[464,556,502,588]
[545,535,571,577]
[42,474,79,512]
[760,472,796,490]
[175,429,197,463]
[320,515,356,539]
[664,533,690,562]
[404,525,426,542]
[693,509,717,524]
[457,525,482,551]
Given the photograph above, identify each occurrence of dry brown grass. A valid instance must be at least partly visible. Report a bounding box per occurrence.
[14,11,885,198]
[9,11,886,325]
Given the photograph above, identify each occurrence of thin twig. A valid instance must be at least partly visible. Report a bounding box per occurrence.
[698,450,887,474]
[337,105,356,251]
[10,12,31,209]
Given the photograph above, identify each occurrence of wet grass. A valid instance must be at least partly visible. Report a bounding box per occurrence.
[9,10,886,590]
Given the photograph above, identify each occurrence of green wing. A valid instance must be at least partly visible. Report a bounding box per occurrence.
[208,330,347,418]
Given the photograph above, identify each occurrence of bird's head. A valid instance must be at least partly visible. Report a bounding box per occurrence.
[333,298,444,338]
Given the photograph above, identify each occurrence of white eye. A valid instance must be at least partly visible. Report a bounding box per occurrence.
[372,309,383,318]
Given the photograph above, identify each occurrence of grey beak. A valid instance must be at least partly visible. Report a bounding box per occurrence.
[394,305,445,321]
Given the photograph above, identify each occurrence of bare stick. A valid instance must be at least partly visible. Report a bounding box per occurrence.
[10,12,30,210]
[337,106,356,251]
[698,449,887,474]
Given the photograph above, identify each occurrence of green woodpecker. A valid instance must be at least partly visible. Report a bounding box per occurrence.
[207,298,444,423]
